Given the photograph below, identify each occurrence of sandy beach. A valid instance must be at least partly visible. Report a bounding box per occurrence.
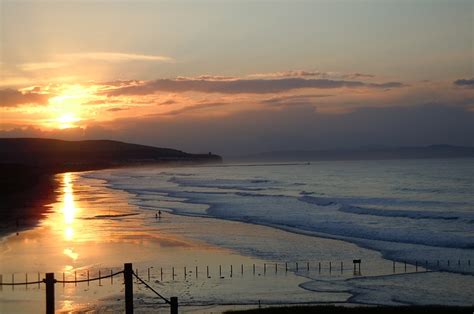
[1,168,473,313]
[0,171,353,313]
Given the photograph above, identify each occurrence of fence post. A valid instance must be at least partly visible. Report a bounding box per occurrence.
[124,263,133,314]
[45,272,55,314]
[170,296,178,314]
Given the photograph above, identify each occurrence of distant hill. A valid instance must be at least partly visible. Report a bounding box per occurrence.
[240,145,474,162]
[0,138,222,172]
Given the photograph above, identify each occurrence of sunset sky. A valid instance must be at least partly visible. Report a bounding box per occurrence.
[1,0,473,156]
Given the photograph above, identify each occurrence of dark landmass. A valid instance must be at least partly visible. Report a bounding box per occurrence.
[0,138,222,236]
[239,145,474,162]
[0,163,57,236]
[226,305,473,314]
[0,138,222,171]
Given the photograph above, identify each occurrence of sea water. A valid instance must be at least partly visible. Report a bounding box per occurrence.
[82,158,474,306]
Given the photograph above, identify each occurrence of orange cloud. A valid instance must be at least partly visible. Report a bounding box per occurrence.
[0,89,50,107]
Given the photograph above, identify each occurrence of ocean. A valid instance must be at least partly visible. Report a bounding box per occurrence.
[86,158,474,269]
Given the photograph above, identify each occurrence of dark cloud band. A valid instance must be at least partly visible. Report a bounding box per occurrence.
[105,78,404,96]
[454,78,474,88]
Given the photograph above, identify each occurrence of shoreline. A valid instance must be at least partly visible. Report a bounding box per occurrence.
[89,166,474,277]
[1,164,473,312]
[0,161,218,239]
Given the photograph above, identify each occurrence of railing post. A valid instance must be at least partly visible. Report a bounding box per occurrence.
[45,272,55,314]
[170,296,178,314]
[124,263,133,314]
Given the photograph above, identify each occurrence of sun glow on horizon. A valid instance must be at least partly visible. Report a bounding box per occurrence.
[57,113,81,129]
[45,84,93,129]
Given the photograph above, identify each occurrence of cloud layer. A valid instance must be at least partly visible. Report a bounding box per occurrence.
[3,103,473,156]
[105,77,404,96]
[0,88,49,107]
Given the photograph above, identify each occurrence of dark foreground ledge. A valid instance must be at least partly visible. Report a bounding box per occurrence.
[0,164,57,237]
[225,305,474,314]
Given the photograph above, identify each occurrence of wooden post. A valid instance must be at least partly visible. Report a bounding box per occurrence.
[172,267,175,279]
[170,296,178,314]
[329,262,332,273]
[318,262,321,273]
[184,267,187,278]
[207,266,209,278]
[111,269,113,284]
[99,270,101,286]
[38,273,40,289]
[352,259,361,275]
[219,265,222,277]
[25,273,28,289]
[296,262,298,272]
[307,262,309,271]
[340,261,343,274]
[75,271,77,287]
[275,263,277,274]
[124,263,133,314]
[241,264,244,275]
[62,272,65,287]
[447,260,450,267]
[404,261,407,272]
[196,266,198,279]
[285,262,288,272]
[415,261,418,272]
[0,274,2,291]
[230,265,233,277]
[393,261,395,273]
[253,264,256,275]
[148,268,151,281]
[264,263,266,274]
[45,272,55,314]
[87,270,90,286]
[161,268,163,281]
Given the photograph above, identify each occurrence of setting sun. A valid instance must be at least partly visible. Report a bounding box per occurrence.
[57,113,80,129]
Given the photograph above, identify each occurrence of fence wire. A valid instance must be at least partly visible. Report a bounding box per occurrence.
[56,270,124,284]
[133,271,170,304]
[0,271,123,286]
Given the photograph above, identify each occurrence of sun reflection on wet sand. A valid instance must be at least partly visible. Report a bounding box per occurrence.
[62,173,77,234]
[60,173,80,265]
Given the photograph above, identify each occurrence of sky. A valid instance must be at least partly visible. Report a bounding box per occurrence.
[1,0,473,156]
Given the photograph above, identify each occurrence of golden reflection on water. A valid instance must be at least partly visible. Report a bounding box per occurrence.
[62,173,77,232]
[60,173,80,266]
